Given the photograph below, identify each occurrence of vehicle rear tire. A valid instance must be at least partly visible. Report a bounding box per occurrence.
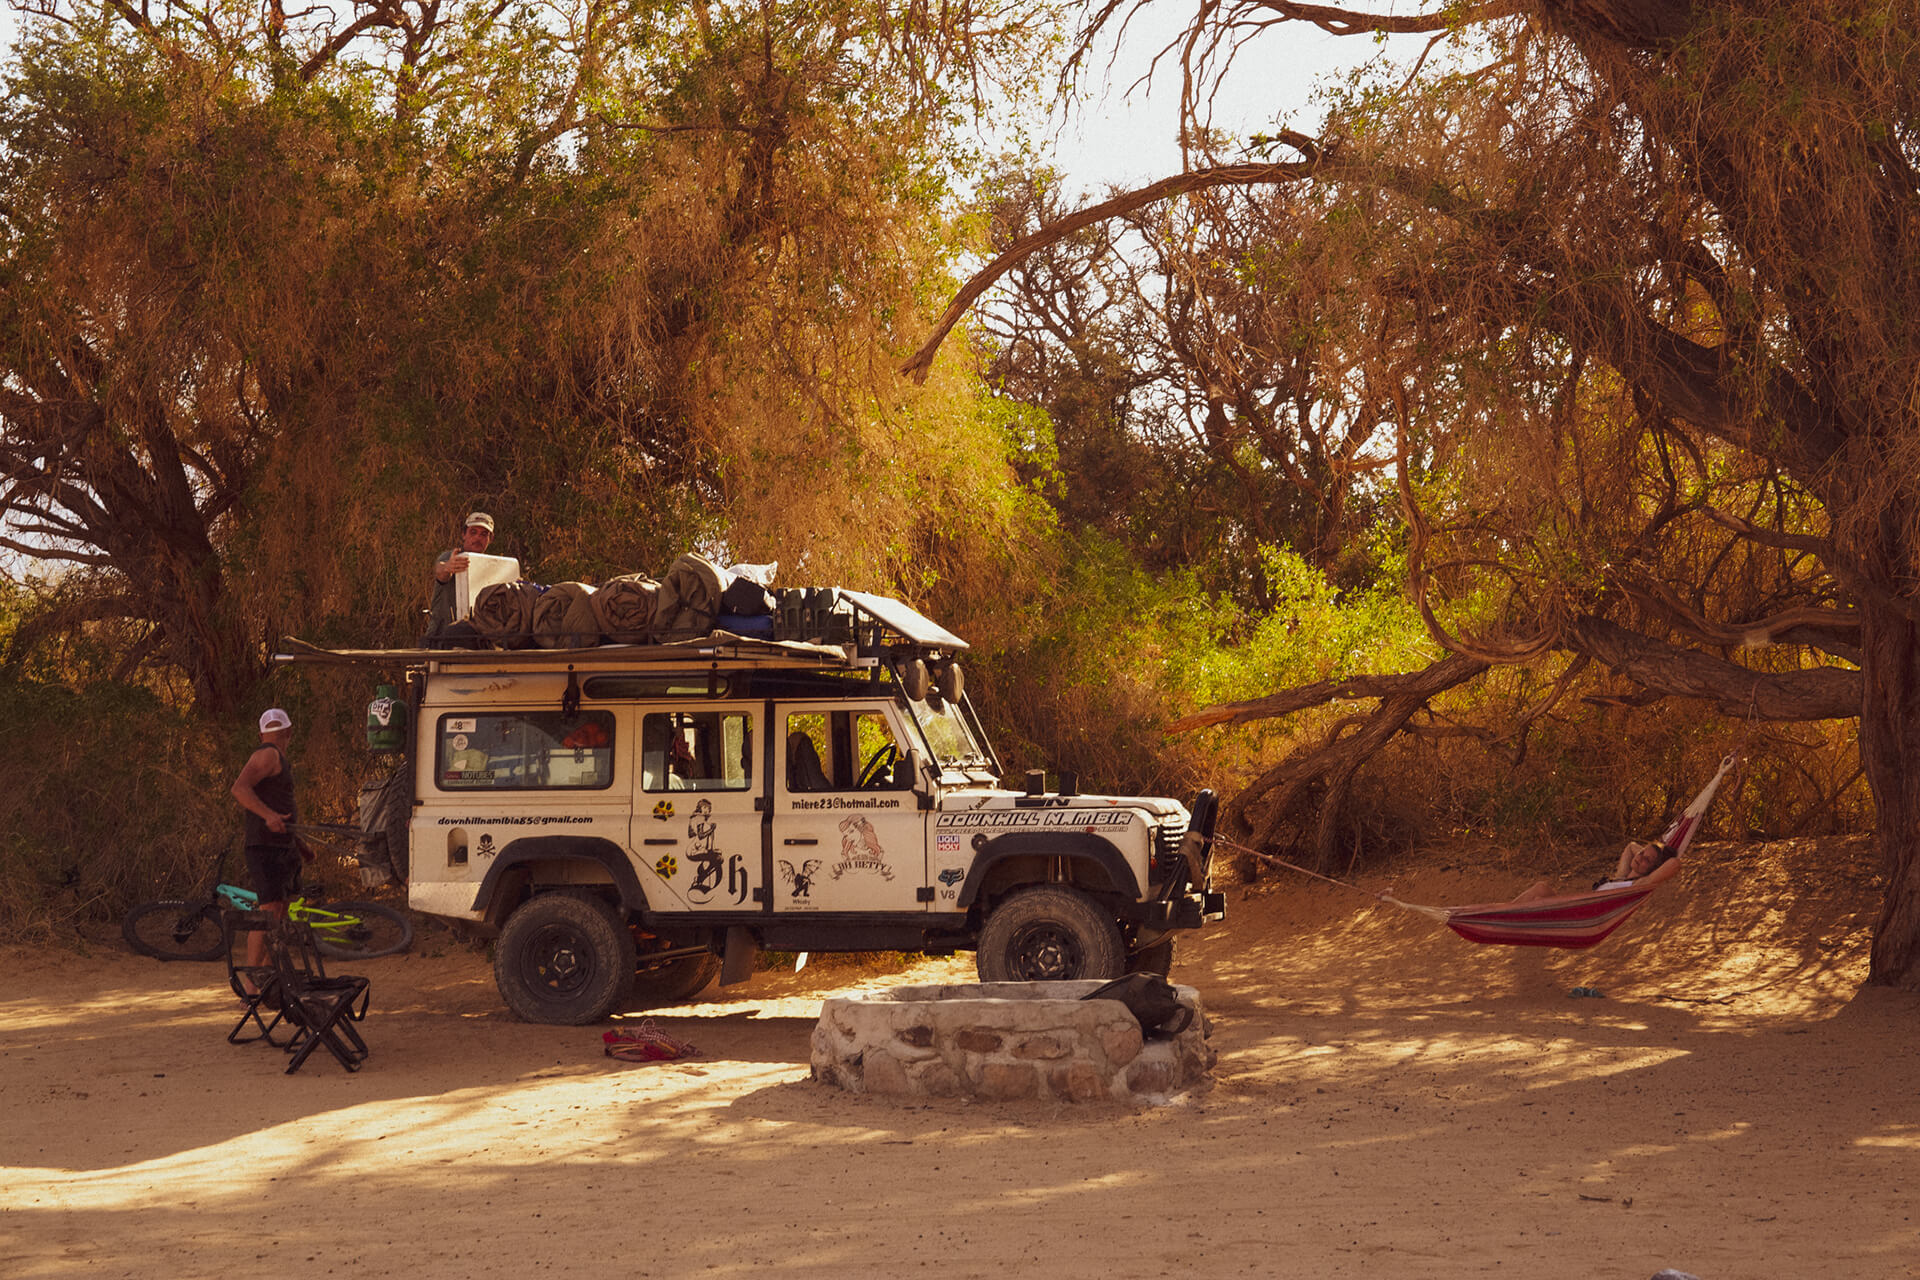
[976,886,1124,982]
[629,952,721,1007]
[494,893,636,1024]
[122,900,226,961]
[311,902,414,959]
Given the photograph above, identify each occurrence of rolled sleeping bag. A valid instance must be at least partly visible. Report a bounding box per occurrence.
[532,581,601,649]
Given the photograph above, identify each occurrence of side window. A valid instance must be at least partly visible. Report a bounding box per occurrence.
[783,708,908,791]
[437,712,614,791]
[641,711,753,793]
[851,711,906,789]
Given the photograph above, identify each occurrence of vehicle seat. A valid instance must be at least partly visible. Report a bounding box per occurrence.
[787,732,831,792]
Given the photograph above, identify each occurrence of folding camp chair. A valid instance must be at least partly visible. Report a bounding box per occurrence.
[267,918,372,1074]
[224,910,290,1048]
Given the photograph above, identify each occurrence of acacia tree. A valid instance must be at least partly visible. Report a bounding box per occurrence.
[0,0,1059,710]
[908,0,1920,989]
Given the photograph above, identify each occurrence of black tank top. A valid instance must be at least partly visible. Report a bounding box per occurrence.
[243,745,297,849]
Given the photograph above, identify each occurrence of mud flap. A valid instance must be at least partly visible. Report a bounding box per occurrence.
[720,925,759,987]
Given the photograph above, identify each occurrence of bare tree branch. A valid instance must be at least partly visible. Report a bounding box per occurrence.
[901,152,1325,381]
[1168,652,1492,732]
[1235,0,1524,37]
[1566,614,1859,721]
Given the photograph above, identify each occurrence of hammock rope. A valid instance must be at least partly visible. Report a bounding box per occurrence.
[1223,752,1742,950]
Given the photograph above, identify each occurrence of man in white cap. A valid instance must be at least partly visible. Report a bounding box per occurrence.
[231,708,300,982]
[427,510,496,639]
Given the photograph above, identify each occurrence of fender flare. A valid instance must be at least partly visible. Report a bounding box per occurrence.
[955,831,1141,909]
[470,835,648,916]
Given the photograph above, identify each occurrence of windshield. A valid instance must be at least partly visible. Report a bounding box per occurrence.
[905,693,992,771]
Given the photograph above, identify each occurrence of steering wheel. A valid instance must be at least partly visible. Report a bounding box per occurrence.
[855,743,899,789]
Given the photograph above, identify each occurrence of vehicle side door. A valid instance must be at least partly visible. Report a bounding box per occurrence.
[627,705,763,915]
[772,701,926,913]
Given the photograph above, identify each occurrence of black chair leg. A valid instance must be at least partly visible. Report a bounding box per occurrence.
[284,1010,365,1073]
[228,982,289,1047]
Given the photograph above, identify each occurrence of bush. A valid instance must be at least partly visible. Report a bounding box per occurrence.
[0,678,231,943]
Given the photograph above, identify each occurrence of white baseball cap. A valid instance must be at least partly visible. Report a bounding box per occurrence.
[259,708,293,733]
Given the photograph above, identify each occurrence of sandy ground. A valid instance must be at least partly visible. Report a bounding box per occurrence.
[4,836,1918,1280]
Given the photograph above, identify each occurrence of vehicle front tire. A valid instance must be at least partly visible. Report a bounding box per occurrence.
[494,893,636,1024]
[629,952,721,1007]
[976,885,1125,982]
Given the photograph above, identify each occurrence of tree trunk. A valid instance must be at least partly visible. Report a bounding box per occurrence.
[1219,654,1491,873]
[1859,594,1920,988]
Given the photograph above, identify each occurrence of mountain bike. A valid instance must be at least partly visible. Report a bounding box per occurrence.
[123,841,413,961]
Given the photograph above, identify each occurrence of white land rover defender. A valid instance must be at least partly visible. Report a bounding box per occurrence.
[288,591,1221,1024]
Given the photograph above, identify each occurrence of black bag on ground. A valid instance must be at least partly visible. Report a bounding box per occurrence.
[1080,972,1194,1040]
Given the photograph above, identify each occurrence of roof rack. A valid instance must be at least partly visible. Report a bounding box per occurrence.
[272,590,967,670]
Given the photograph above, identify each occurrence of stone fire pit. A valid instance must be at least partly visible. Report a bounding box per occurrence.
[810,980,1215,1105]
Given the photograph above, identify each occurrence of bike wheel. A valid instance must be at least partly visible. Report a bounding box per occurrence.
[122,900,226,961]
[310,902,414,959]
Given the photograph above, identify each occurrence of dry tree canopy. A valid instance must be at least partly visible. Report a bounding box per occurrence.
[0,0,1063,712]
[914,0,1920,986]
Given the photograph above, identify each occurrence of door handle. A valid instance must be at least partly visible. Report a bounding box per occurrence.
[783,837,819,846]
[643,838,678,846]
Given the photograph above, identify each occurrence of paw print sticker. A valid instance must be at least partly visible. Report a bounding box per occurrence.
[653,854,678,879]
[652,800,674,821]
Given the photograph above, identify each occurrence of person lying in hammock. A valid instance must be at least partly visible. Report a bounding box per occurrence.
[1508,839,1683,905]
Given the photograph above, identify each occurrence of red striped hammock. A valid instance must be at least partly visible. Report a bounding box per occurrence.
[1379,754,1739,950]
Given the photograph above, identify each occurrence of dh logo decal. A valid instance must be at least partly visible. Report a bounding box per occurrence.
[654,854,678,879]
[685,799,749,905]
[686,799,721,902]
[476,833,497,860]
[652,800,674,821]
[832,814,895,882]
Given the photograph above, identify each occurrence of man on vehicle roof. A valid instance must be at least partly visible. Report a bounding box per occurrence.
[427,510,495,642]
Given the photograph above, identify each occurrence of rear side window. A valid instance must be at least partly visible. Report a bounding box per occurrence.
[437,712,615,790]
[640,711,753,792]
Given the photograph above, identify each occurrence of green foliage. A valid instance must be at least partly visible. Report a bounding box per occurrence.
[1173,542,1433,709]
[965,526,1419,800]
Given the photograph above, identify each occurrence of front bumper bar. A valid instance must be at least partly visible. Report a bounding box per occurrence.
[1143,890,1228,930]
